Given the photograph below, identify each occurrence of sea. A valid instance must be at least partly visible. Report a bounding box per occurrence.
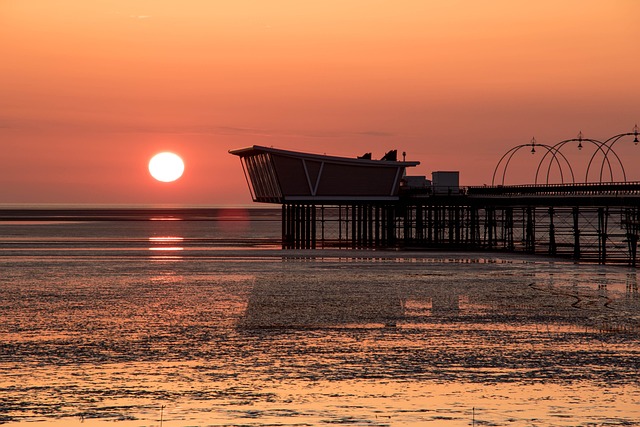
[1,207,639,427]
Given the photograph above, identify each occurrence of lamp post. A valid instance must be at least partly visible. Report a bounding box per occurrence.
[577,131,583,150]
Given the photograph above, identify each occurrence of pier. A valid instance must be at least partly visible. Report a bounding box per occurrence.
[230,128,640,266]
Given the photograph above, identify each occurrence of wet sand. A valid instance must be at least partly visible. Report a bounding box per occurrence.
[1,250,639,426]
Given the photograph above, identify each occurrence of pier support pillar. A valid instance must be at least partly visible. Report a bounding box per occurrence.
[485,207,495,249]
[598,207,608,264]
[573,207,581,260]
[548,207,556,256]
[505,207,514,251]
[469,207,479,247]
[311,205,317,249]
[416,205,424,244]
[374,205,381,247]
[625,208,639,267]
[403,204,412,246]
[427,207,433,243]
[282,204,291,249]
[351,204,357,249]
[386,205,396,246]
[525,206,535,254]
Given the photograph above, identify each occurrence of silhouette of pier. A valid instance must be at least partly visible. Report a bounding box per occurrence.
[230,127,640,266]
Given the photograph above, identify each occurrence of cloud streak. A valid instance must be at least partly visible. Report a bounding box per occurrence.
[174,126,397,139]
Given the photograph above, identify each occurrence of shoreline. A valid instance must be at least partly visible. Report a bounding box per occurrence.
[0,207,281,222]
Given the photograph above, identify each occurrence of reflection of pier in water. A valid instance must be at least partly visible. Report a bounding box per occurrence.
[241,262,640,332]
[243,279,405,328]
[242,287,469,329]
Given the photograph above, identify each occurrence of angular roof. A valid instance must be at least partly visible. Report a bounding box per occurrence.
[229,145,420,203]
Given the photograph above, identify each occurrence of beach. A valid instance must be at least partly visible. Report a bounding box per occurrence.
[1,214,639,426]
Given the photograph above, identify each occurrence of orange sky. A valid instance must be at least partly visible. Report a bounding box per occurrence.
[1,0,639,205]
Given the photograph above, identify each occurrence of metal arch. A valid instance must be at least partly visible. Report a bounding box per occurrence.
[537,137,615,184]
[501,145,535,186]
[493,128,638,186]
[582,137,624,183]
[492,145,523,186]
[535,140,574,185]
[587,132,634,183]
[580,138,617,183]
[532,143,573,185]
[492,142,567,186]
[533,145,573,185]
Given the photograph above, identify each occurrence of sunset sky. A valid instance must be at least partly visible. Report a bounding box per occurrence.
[1,0,639,206]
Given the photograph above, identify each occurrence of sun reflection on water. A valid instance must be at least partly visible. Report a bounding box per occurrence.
[148,236,184,262]
[148,236,184,251]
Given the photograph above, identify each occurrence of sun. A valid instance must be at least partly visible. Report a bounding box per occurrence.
[149,152,185,182]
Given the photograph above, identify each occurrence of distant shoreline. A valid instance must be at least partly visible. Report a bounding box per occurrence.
[0,207,281,222]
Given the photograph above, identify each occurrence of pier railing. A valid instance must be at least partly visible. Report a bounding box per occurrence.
[467,181,640,197]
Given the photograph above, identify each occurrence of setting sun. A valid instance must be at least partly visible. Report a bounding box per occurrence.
[148,152,184,182]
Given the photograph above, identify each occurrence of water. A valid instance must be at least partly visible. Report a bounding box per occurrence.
[1,209,639,426]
